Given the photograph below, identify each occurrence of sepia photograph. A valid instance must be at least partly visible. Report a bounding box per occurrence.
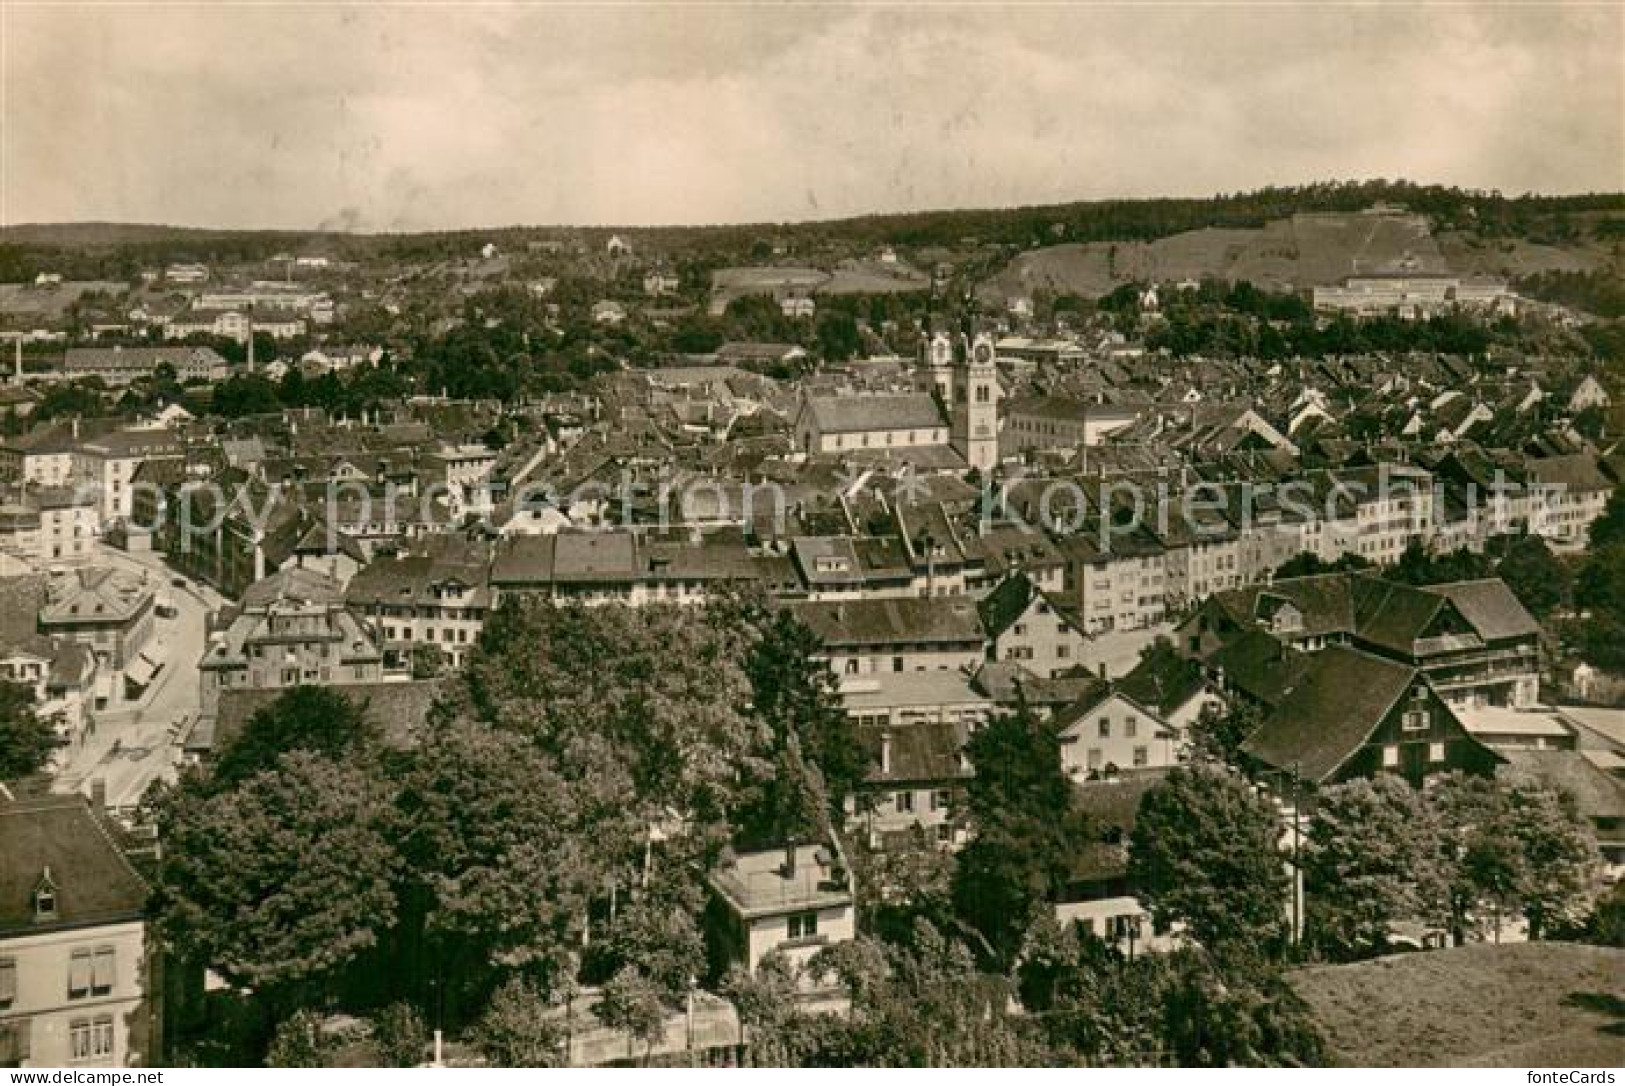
[0,0,1622,1075]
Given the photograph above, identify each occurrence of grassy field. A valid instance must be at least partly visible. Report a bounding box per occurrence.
[981,209,1615,301]
[1288,942,1625,1068]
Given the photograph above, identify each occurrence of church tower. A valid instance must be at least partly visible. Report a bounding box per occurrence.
[924,327,954,405]
[952,330,999,471]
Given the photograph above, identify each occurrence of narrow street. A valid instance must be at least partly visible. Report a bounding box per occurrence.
[52,543,223,811]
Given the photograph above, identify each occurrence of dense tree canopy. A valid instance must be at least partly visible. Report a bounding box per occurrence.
[154,751,401,996]
[952,707,1093,966]
[1128,766,1290,962]
[0,681,57,781]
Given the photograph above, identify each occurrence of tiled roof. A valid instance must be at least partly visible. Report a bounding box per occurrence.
[1425,580,1540,643]
[1241,645,1416,782]
[790,596,984,649]
[0,794,147,936]
[856,720,969,784]
[1498,749,1625,822]
[805,393,943,435]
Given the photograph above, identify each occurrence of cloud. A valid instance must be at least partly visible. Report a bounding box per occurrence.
[1,3,1618,230]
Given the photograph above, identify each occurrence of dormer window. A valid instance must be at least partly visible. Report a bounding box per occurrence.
[34,869,58,922]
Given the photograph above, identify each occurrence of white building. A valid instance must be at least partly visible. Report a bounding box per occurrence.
[0,794,153,1067]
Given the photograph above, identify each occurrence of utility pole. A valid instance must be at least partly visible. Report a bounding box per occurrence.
[1290,760,1304,945]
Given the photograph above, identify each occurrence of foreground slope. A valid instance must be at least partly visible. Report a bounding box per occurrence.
[1288,942,1625,1067]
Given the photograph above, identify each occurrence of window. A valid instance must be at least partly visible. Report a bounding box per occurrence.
[33,877,55,921]
[1097,718,1111,739]
[0,1018,32,1066]
[68,949,92,999]
[895,791,914,814]
[92,1017,113,1060]
[1381,745,1400,769]
[931,789,952,811]
[0,958,14,1008]
[70,1019,92,1063]
[1087,748,1103,771]
[1133,746,1149,767]
[1402,709,1428,732]
[892,657,904,673]
[1124,717,1138,739]
[787,911,819,940]
[1429,742,1447,763]
[1056,644,1070,659]
[91,947,114,996]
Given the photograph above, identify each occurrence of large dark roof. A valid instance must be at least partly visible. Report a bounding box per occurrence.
[1116,645,1208,716]
[0,794,147,936]
[1241,645,1416,782]
[857,721,969,785]
[790,596,983,648]
[1210,629,1311,707]
[1499,750,1625,822]
[1208,572,1539,657]
[1350,578,1448,655]
[1427,580,1541,643]
[977,573,1035,638]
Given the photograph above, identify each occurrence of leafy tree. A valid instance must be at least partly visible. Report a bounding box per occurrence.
[1500,781,1599,939]
[850,828,955,944]
[1128,766,1289,961]
[1589,489,1625,551]
[595,967,668,1061]
[1156,954,1326,1068]
[0,680,57,780]
[371,1002,429,1068]
[1388,541,1493,586]
[469,976,566,1067]
[410,643,446,680]
[1587,881,1625,948]
[1426,771,1524,944]
[1575,542,1625,671]
[725,954,825,1066]
[812,921,1051,1066]
[953,707,1092,966]
[463,600,774,826]
[1018,915,1164,1064]
[1272,551,1370,579]
[741,609,862,832]
[153,752,401,996]
[211,686,377,790]
[396,722,629,985]
[585,834,709,1004]
[1495,535,1570,618]
[1427,772,1599,942]
[1302,776,1445,960]
[265,1009,330,1068]
[816,311,862,362]
[1187,700,1260,768]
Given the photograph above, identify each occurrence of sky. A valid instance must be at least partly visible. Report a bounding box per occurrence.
[2,3,1620,231]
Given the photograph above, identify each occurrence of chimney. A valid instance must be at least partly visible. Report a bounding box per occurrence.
[880,731,893,776]
[90,778,106,811]
[782,842,798,879]
[1098,661,1107,681]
